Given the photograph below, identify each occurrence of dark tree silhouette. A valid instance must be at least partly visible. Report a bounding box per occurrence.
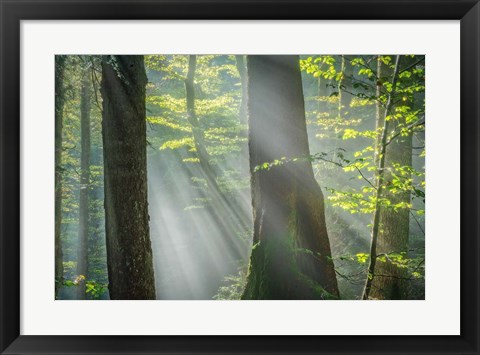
[242,55,339,299]
[101,55,156,300]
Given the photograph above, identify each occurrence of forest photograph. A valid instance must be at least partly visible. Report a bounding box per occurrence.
[55,54,425,301]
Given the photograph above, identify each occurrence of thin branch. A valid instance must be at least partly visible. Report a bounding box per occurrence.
[354,166,376,190]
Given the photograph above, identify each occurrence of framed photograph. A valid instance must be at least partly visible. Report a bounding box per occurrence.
[1,0,478,354]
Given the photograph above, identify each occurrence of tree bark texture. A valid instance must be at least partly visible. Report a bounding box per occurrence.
[55,55,67,298]
[101,55,156,300]
[76,70,91,299]
[242,55,339,300]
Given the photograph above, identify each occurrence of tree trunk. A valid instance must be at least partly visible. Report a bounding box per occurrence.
[76,70,91,299]
[184,55,247,260]
[316,60,330,102]
[368,56,414,300]
[363,55,405,300]
[101,55,156,300]
[185,55,220,192]
[235,55,251,179]
[235,55,248,126]
[55,55,67,298]
[373,57,390,166]
[368,130,412,300]
[339,55,353,117]
[242,55,339,300]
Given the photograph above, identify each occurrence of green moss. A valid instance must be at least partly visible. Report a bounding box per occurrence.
[242,234,338,300]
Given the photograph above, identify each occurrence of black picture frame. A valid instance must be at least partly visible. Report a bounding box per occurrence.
[1,0,478,354]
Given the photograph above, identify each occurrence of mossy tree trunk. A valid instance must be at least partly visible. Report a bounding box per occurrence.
[242,55,339,300]
[55,55,67,298]
[101,55,156,300]
[76,68,91,299]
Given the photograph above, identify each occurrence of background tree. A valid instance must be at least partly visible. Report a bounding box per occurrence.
[235,55,248,126]
[338,55,354,116]
[55,55,67,298]
[242,55,339,299]
[101,55,156,300]
[76,65,92,299]
[367,55,424,300]
[363,55,402,299]
[56,56,108,300]
[184,55,248,259]
[144,55,251,299]
[185,55,221,194]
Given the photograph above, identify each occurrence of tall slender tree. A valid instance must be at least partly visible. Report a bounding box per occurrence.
[367,56,419,300]
[338,55,353,116]
[76,66,92,299]
[55,55,67,298]
[184,55,247,260]
[235,55,248,126]
[316,62,329,111]
[234,55,250,179]
[185,55,219,193]
[242,56,339,299]
[101,55,156,300]
[363,55,403,299]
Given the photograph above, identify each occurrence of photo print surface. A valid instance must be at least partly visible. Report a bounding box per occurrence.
[54,55,425,300]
